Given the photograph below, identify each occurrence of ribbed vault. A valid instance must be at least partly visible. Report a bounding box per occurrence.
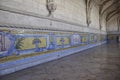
[85,0,120,31]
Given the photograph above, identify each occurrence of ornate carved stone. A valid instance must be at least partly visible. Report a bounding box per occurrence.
[46,0,57,17]
[85,0,93,27]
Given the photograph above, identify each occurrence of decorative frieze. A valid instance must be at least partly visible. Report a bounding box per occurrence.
[0,28,106,62]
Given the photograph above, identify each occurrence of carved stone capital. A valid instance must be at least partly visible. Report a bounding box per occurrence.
[46,0,57,17]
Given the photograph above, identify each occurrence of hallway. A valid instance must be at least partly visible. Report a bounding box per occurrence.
[0,43,120,80]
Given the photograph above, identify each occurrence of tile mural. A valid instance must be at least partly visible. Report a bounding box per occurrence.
[0,29,106,63]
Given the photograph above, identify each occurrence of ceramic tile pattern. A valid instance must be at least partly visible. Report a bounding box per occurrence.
[0,43,120,80]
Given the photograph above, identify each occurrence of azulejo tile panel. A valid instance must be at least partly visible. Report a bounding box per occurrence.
[0,28,107,63]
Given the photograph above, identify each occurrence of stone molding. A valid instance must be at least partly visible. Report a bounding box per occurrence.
[0,5,106,34]
[0,5,86,28]
[107,31,120,34]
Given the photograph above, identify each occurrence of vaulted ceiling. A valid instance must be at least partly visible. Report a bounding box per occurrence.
[99,0,120,21]
[85,0,120,30]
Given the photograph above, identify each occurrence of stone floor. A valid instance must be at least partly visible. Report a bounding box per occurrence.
[0,43,120,80]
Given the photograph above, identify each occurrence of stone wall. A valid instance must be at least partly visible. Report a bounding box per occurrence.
[0,0,106,33]
[90,4,100,29]
[107,15,120,42]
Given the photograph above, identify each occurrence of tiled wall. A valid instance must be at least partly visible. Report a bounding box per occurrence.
[107,34,119,42]
[0,28,106,62]
[0,0,108,76]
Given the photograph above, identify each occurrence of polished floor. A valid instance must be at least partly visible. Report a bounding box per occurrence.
[0,43,120,80]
